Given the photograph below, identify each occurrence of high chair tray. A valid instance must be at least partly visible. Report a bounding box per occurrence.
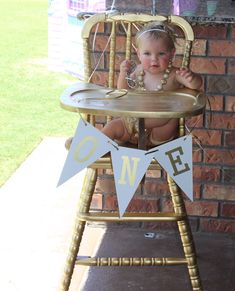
[60,83,206,118]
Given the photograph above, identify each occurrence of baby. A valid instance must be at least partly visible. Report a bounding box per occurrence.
[65,22,202,150]
[101,22,202,146]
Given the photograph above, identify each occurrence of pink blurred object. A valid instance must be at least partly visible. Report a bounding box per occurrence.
[68,0,105,12]
[87,0,106,12]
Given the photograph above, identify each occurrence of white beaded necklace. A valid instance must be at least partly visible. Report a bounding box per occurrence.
[126,60,172,91]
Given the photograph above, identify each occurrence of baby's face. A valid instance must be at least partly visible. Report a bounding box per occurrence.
[137,37,175,75]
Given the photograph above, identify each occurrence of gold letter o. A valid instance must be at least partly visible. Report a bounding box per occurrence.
[73,136,97,163]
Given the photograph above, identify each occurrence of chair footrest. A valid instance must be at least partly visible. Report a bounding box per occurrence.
[78,212,185,222]
[76,257,187,266]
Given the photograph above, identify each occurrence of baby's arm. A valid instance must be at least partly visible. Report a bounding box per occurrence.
[175,67,202,90]
[117,60,132,89]
[117,60,131,89]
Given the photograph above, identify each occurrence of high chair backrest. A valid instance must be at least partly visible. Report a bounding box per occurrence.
[80,13,195,140]
[81,13,194,88]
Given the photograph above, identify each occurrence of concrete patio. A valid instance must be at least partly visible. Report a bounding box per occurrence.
[0,137,234,291]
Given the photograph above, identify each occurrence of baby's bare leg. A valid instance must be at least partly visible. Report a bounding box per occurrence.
[144,118,172,128]
[150,118,179,142]
[102,118,131,142]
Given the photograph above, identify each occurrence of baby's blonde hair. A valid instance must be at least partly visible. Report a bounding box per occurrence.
[136,21,176,50]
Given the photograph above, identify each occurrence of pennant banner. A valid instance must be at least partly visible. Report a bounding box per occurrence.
[151,135,193,200]
[57,119,194,215]
[111,147,153,217]
[57,119,115,186]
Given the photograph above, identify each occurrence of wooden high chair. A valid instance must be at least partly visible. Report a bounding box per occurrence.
[59,13,206,291]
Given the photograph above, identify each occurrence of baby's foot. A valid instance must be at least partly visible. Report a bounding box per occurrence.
[65,136,73,150]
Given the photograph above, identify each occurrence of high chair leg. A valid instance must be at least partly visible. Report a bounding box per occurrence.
[59,168,97,291]
[167,175,203,291]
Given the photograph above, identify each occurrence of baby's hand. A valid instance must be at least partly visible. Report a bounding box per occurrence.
[120,60,132,74]
[176,67,194,83]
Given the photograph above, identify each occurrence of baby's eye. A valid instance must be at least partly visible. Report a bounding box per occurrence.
[159,52,166,56]
[143,52,150,56]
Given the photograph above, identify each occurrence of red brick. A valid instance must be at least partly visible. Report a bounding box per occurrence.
[175,39,206,56]
[208,40,235,57]
[142,221,178,231]
[126,197,160,213]
[228,59,235,75]
[96,176,116,194]
[200,218,235,233]
[192,39,207,56]
[94,35,110,52]
[103,194,161,213]
[161,186,201,210]
[97,169,105,175]
[185,200,218,217]
[91,193,103,210]
[161,197,174,212]
[193,166,221,182]
[223,168,235,183]
[190,57,226,74]
[207,76,235,95]
[193,184,202,200]
[206,95,224,111]
[203,185,235,201]
[192,129,222,146]
[90,52,105,70]
[192,148,202,163]
[96,33,128,55]
[91,71,108,86]
[143,180,169,196]
[204,149,235,165]
[186,115,204,128]
[206,113,235,130]
[173,56,183,68]
[225,96,235,112]
[116,35,127,52]
[224,131,235,148]
[232,25,235,39]
[91,22,105,34]
[193,25,227,39]
[221,203,235,218]
[143,218,199,232]
[104,194,118,211]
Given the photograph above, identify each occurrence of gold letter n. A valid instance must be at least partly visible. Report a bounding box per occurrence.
[118,156,140,186]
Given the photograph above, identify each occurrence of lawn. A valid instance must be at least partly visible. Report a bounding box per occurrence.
[0,0,80,186]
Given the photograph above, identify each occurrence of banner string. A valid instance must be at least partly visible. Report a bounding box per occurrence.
[107,140,119,150]
[88,32,112,83]
[77,112,88,126]
[145,148,159,155]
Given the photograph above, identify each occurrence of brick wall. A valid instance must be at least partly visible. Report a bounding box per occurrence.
[90,21,235,233]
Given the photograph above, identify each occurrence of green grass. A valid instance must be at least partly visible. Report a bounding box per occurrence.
[0,0,80,186]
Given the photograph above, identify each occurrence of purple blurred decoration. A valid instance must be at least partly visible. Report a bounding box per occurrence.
[174,0,199,16]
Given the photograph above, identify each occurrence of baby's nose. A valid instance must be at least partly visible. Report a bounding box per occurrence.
[151,55,158,61]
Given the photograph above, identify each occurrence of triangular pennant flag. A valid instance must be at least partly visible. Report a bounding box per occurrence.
[57,118,115,186]
[111,147,153,217]
[151,135,193,200]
